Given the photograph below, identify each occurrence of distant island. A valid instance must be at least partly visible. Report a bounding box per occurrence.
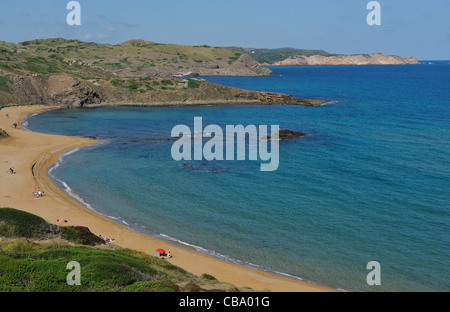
[230,47,420,66]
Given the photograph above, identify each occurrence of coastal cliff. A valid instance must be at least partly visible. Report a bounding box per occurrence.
[0,69,323,108]
[260,53,419,66]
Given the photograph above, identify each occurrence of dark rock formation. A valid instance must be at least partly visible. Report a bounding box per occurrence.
[0,128,8,140]
[61,226,106,246]
[0,68,323,108]
[264,129,309,141]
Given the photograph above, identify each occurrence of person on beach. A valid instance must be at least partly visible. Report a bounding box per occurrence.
[12,122,17,129]
[163,252,173,260]
[99,234,115,242]
[33,187,42,199]
[34,187,43,198]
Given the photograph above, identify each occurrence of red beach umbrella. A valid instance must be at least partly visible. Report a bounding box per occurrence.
[156,248,165,254]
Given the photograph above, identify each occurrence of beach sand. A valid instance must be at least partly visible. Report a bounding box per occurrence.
[0,105,334,292]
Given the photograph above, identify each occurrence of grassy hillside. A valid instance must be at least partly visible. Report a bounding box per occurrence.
[0,38,270,78]
[0,208,253,292]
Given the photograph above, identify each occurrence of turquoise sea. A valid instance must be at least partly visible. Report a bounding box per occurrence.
[26,64,450,291]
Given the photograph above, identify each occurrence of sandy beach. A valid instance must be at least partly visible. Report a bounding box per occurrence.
[0,105,334,292]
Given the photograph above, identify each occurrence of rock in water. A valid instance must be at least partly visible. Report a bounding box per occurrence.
[263,129,309,141]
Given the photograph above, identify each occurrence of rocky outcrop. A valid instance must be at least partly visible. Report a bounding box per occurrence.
[263,129,309,141]
[174,54,272,77]
[262,53,419,66]
[0,69,323,108]
[258,93,323,106]
[0,70,105,108]
[47,74,104,108]
[232,91,323,106]
[0,128,8,140]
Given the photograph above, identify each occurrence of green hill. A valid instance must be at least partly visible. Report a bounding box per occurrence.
[0,38,270,78]
[0,208,253,292]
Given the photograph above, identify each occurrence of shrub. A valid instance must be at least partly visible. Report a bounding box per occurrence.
[187,79,200,89]
[0,208,49,238]
[0,221,15,236]
[228,53,241,62]
[127,81,140,91]
[201,273,217,281]
[161,79,174,86]
[124,280,177,292]
[111,78,123,87]
[0,245,170,291]
[0,76,13,93]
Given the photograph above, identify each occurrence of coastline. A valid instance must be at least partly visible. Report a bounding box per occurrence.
[0,105,336,292]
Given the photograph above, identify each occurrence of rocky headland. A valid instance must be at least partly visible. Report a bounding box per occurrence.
[0,69,324,108]
[260,53,419,66]
[0,38,327,108]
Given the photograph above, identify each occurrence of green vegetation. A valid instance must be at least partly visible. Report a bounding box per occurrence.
[0,208,103,245]
[111,78,123,87]
[0,103,22,110]
[201,273,218,281]
[0,38,266,81]
[103,62,125,70]
[123,280,177,292]
[126,80,140,92]
[187,79,200,89]
[0,76,13,93]
[0,243,178,292]
[23,56,60,74]
[108,77,182,93]
[160,79,174,86]
[0,208,49,238]
[0,208,249,292]
[228,52,241,62]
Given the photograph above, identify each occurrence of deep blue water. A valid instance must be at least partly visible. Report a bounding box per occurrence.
[27,64,450,291]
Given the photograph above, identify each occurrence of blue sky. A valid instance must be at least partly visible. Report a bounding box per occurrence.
[0,0,448,60]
